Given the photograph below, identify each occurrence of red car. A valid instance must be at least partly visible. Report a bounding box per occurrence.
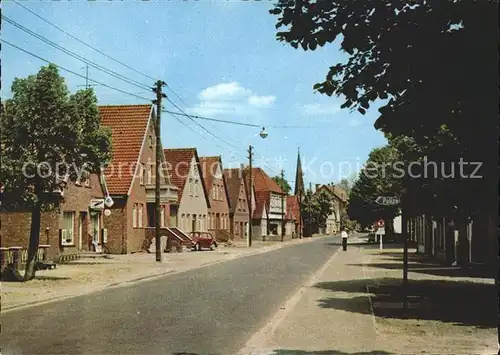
[188,231,218,251]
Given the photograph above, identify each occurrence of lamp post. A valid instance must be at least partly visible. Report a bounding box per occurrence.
[247,127,269,248]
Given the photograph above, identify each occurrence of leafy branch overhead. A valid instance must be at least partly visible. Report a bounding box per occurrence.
[270,0,497,219]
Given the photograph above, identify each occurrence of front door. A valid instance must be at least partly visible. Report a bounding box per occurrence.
[192,215,197,232]
[78,212,86,250]
[90,212,100,246]
[170,204,178,227]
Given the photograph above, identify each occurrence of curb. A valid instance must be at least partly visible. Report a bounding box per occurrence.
[2,235,331,313]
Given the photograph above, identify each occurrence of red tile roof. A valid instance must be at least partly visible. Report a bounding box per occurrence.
[252,168,284,194]
[199,156,220,195]
[286,195,300,221]
[254,191,269,219]
[223,168,246,213]
[99,104,152,195]
[163,148,196,201]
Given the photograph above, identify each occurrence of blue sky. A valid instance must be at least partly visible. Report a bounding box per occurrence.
[2,0,387,188]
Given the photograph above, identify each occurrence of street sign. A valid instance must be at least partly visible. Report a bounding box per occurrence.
[375,196,400,206]
[376,219,384,227]
[90,199,105,210]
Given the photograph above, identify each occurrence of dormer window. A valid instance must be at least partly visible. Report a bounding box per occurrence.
[149,136,153,148]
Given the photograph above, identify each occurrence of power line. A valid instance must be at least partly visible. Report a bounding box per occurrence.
[163,99,242,151]
[2,15,151,91]
[0,39,153,103]
[164,109,313,129]
[11,0,157,82]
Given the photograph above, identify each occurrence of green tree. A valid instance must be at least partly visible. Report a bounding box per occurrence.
[347,145,401,235]
[272,175,291,195]
[301,188,333,236]
[269,0,497,224]
[0,64,112,281]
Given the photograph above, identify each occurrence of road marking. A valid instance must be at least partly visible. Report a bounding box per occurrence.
[237,245,342,355]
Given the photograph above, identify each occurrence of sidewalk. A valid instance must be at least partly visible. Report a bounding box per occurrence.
[1,235,321,312]
[241,239,498,355]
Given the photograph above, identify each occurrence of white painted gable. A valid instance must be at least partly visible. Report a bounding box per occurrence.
[213,163,222,179]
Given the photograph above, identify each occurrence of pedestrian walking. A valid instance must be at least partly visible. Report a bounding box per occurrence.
[341,228,349,251]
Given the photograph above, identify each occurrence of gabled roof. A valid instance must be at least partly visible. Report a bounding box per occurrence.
[164,148,210,206]
[317,184,348,203]
[99,104,152,195]
[243,167,284,194]
[199,156,230,208]
[223,168,247,213]
[254,190,269,219]
[286,195,300,221]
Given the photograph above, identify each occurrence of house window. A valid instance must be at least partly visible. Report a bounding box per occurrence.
[138,204,143,228]
[133,204,138,228]
[62,211,75,245]
[149,136,153,148]
[195,180,199,196]
[139,164,145,185]
[147,164,152,185]
[189,178,193,195]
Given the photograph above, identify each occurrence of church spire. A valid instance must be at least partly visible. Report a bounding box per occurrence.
[294,146,305,196]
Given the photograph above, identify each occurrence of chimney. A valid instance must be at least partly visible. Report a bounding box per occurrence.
[315,184,320,191]
[240,163,245,171]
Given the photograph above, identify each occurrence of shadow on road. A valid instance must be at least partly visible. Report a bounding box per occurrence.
[314,277,497,329]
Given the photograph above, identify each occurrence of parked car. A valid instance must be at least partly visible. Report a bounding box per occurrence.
[187,231,218,251]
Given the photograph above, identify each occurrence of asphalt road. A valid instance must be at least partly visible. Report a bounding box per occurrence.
[1,235,340,355]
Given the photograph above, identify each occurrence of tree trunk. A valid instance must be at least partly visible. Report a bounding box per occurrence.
[24,192,42,281]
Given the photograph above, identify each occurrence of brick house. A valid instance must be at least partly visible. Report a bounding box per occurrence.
[199,156,230,233]
[164,148,210,233]
[99,104,179,254]
[244,167,285,239]
[223,167,250,239]
[1,173,109,261]
[315,183,348,234]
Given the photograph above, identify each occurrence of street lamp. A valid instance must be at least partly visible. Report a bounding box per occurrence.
[247,127,269,247]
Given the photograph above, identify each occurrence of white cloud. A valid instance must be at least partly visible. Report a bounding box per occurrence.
[248,95,276,106]
[187,82,275,117]
[302,103,341,116]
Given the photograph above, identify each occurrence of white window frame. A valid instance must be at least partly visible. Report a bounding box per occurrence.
[195,180,199,197]
[147,164,152,185]
[138,204,143,228]
[133,204,137,228]
[62,211,75,245]
[139,164,145,185]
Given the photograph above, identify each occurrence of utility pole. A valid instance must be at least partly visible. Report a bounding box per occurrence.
[77,64,99,90]
[281,169,285,242]
[402,191,409,311]
[248,145,253,247]
[153,80,167,262]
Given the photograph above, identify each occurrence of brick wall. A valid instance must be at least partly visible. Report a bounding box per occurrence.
[0,173,106,259]
[103,198,127,254]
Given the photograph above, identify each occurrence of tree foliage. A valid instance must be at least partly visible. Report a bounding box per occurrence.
[302,188,333,235]
[272,175,291,195]
[0,64,112,281]
[270,0,498,221]
[348,146,401,228]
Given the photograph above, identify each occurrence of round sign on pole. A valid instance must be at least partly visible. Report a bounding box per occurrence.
[377,219,384,227]
[104,209,111,217]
